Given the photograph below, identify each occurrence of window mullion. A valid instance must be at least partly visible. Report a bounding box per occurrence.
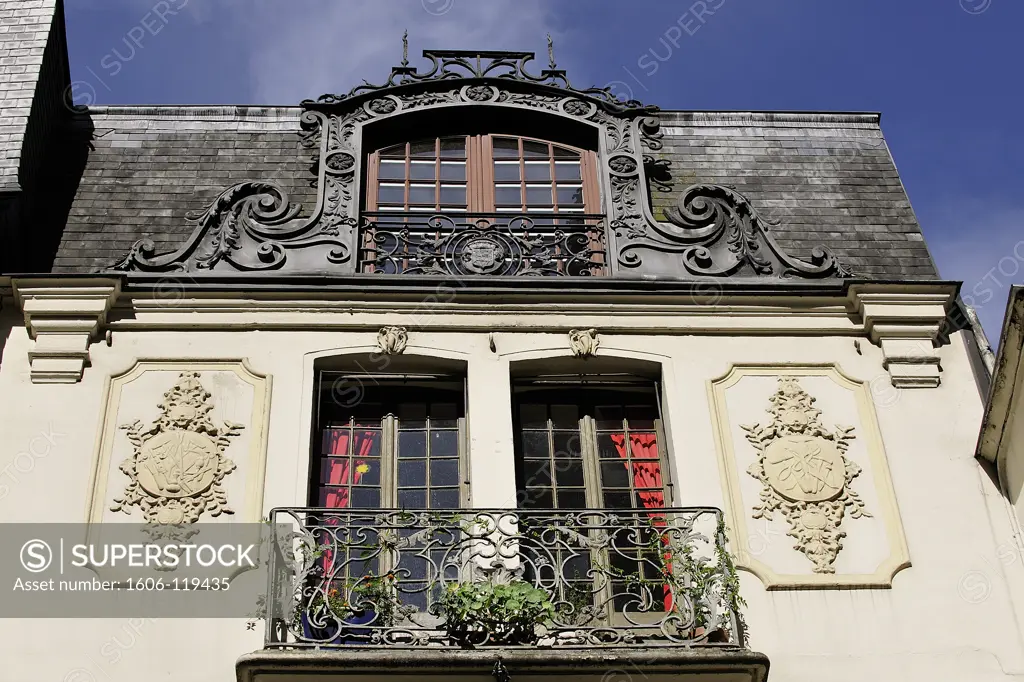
[382,414,398,508]
[580,415,603,510]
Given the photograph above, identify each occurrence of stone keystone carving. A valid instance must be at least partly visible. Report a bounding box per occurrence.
[568,329,600,358]
[112,372,244,525]
[741,377,869,573]
[377,326,408,355]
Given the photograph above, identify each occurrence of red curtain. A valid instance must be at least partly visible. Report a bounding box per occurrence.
[319,429,379,584]
[608,432,665,509]
[609,432,671,610]
[320,429,378,509]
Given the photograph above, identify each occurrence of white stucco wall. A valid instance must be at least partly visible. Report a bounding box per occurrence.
[0,285,1018,682]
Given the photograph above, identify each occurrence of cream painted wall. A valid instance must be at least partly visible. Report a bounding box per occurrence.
[0,296,1019,682]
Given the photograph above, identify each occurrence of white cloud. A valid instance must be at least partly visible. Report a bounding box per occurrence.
[219,0,563,104]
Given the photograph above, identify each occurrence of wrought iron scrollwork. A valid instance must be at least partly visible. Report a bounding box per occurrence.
[618,184,851,278]
[265,507,743,650]
[361,212,606,277]
[110,111,354,274]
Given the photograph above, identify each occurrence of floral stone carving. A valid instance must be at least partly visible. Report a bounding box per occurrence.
[112,372,243,525]
[568,329,600,358]
[740,377,869,573]
[377,326,408,355]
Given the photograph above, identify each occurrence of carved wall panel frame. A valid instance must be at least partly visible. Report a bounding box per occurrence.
[109,47,849,281]
[708,364,910,589]
[87,360,272,525]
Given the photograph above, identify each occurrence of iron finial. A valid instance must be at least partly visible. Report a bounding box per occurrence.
[402,30,409,67]
[547,33,556,69]
[492,659,511,682]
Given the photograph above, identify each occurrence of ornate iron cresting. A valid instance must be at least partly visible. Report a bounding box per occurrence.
[265,507,744,650]
[305,42,655,116]
[360,212,606,277]
[107,40,850,281]
[619,184,853,278]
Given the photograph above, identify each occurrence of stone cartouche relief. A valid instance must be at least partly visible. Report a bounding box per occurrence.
[89,361,271,526]
[568,329,600,358]
[741,377,869,573]
[709,365,910,589]
[112,372,244,525]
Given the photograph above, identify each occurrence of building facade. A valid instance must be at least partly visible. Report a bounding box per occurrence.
[2,3,1023,681]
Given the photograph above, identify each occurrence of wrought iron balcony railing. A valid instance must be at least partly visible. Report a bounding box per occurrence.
[358,211,607,277]
[264,507,745,650]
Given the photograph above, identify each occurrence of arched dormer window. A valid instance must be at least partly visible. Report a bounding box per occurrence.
[361,134,606,276]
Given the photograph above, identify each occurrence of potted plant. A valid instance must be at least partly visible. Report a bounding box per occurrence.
[300,573,399,644]
[440,579,556,646]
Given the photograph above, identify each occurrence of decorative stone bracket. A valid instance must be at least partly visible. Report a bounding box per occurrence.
[849,285,954,388]
[13,278,120,384]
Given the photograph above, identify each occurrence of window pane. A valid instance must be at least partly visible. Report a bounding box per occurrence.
[440,161,466,181]
[351,487,381,509]
[399,431,427,457]
[430,488,460,509]
[600,461,631,488]
[524,161,551,181]
[377,183,404,204]
[526,185,553,205]
[410,140,436,158]
[431,458,460,486]
[524,489,553,508]
[398,488,426,509]
[494,161,520,181]
[409,160,435,181]
[557,185,585,205]
[381,143,406,157]
[440,138,466,158]
[555,161,582,181]
[558,489,587,509]
[495,185,522,205]
[521,459,552,488]
[523,140,549,158]
[409,184,436,204]
[399,459,427,487]
[555,460,585,487]
[430,431,459,458]
[439,185,466,206]
[379,160,406,180]
[521,431,549,458]
[493,137,520,157]
[552,145,579,159]
[552,433,582,459]
[603,491,633,509]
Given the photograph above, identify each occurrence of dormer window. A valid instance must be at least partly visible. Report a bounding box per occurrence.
[366,134,600,214]
[361,134,606,277]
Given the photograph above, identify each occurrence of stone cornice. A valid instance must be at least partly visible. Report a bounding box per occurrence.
[847,283,957,388]
[12,278,121,384]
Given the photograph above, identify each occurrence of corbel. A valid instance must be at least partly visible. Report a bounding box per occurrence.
[13,278,121,384]
[849,284,955,388]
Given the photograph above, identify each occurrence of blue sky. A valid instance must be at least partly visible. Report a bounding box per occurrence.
[63,0,1023,340]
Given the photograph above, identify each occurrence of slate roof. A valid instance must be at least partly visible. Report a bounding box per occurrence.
[50,106,937,278]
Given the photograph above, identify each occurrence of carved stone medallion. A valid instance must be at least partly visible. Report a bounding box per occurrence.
[568,328,599,358]
[741,377,869,573]
[377,326,408,355]
[112,372,243,525]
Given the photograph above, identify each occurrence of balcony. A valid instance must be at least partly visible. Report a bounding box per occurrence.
[238,508,769,682]
[358,212,608,277]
